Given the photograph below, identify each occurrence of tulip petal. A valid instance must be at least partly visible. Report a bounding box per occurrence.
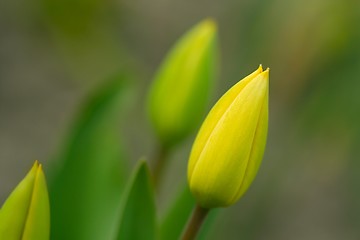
[188,65,263,178]
[0,161,50,240]
[22,165,50,240]
[0,163,37,239]
[230,74,269,204]
[188,67,269,208]
[148,19,218,147]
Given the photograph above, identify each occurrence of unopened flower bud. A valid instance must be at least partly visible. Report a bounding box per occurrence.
[188,66,269,208]
[147,19,218,147]
[0,161,50,240]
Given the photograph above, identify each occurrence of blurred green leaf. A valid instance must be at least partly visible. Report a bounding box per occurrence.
[160,183,217,240]
[160,184,194,240]
[115,161,156,240]
[50,73,130,240]
[0,162,50,240]
[197,210,218,240]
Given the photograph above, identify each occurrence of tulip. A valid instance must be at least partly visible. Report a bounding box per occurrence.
[0,161,50,240]
[147,19,218,148]
[188,66,269,208]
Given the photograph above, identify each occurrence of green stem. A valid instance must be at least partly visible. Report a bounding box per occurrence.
[152,144,169,188]
[181,205,210,240]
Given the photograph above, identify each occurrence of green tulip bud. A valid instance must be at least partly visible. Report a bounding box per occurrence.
[147,19,218,148]
[188,66,269,208]
[0,161,50,240]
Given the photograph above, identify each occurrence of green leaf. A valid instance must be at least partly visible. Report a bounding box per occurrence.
[160,184,194,240]
[160,183,218,240]
[115,161,157,240]
[197,210,218,240]
[0,161,50,240]
[50,73,130,240]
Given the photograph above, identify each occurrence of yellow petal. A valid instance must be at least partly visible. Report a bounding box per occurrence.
[188,65,263,178]
[0,161,50,240]
[188,67,269,208]
[22,164,50,240]
[0,162,38,239]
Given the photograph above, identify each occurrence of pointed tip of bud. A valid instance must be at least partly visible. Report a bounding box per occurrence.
[257,65,269,74]
[32,160,43,174]
[37,164,43,172]
[196,18,217,41]
[262,68,270,79]
[0,160,50,239]
[33,160,45,169]
[147,17,218,147]
[188,66,269,208]
[29,161,40,175]
[201,18,217,31]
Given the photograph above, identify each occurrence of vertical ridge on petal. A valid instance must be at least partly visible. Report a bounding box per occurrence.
[189,68,268,208]
[22,164,50,240]
[148,18,218,147]
[0,162,38,240]
[188,65,263,180]
[229,70,269,204]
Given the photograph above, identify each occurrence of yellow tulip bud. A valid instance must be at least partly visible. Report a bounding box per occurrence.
[0,161,50,240]
[188,66,269,208]
[147,19,217,147]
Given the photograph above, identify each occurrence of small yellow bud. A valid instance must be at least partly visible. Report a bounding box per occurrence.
[147,19,218,147]
[0,161,50,240]
[188,66,269,208]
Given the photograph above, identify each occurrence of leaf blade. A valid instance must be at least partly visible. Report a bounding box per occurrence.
[160,183,194,240]
[50,73,130,240]
[115,161,157,240]
[160,183,218,240]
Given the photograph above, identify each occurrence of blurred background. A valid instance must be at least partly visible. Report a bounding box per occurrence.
[1,0,360,239]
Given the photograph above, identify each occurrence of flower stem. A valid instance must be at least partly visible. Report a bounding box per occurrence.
[152,144,169,188]
[181,205,210,240]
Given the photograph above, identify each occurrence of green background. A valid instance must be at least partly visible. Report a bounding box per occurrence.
[1,0,360,239]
